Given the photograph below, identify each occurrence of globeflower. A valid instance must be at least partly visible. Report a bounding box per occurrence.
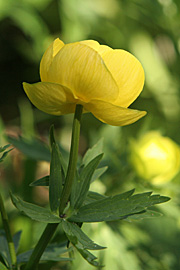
[129,131,180,185]
[23,38,146,126]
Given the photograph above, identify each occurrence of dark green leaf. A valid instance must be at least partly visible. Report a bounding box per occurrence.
[0,262,8,270]
[69,190,170,223]
[49,143,63,213]
[17,243,73,263]
[30,176,49,186]
[49,125,56,149]
[82,139,103,167]
[62,220,105,250]
[7,136,51,161]
[75,246,99,267]
[71,154,103,209]
[49,125,67,177]
[126,210,162,221]
[13,231,22,253]
[0,235,11,268]
[10,193,62,223]
[83,191,107,205]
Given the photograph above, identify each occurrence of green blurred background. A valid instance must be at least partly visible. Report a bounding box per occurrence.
[0,0,180,269]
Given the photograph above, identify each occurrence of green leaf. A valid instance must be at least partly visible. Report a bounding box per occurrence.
[13,231,22,253]
[17,243,73,263]
[82,139,103,167]
[0,144,12,153]
[30,175,49,186]
[83,191,106,205]
[7,136,51,161]
[69,190,170,223]
[10,193,62,223]
[62,220,104,266]
[49,143,63,213]
[49,125,56,149]
[126,210,162,221]
[71,154,103,209]
[0,144,13,162]
[91,166,108,183]
[49,125,67,177]
[0,235,11,268]
[62,220,106,250]
[75,246,99,267]
[0,262,8,270]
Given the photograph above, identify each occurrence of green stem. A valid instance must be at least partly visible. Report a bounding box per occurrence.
[24,223,58,270]
[59,104,83,215]
[0,192,17,270]
[24,104,83,270]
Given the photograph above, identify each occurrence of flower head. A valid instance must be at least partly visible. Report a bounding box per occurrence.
[23,39,146,126]
[129,131,180,185]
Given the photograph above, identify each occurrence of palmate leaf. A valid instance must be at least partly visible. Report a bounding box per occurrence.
[69,190,170,223]
[10,193,62,223]
[62,220,105,267]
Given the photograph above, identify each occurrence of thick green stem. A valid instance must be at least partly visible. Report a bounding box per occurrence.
[24,104,83,270]
[59,104,83,215]
[0,192,17,269]
[24,223,58,270]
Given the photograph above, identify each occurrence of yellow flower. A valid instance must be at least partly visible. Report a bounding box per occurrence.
[129,131,180,185]
[23,39,146,126]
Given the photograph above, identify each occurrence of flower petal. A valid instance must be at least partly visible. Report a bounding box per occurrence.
[79,40,100,51]
[23,82,76,115]
[46,43,119,103]
[98,44,113,55]
[101,50,145,107]
[40,38,65,82]
[85,100,147,126]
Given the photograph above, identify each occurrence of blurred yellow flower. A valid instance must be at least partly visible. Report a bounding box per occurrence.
[23,38,146,126]
[129,131,180,185]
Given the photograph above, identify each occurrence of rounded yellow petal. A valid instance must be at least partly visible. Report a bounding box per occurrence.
[40,38,65,82]
[85,100,147,126]
[101,49,145,107]
[79,40,100,51]
[46,43,119,103]
[98,44,113,56]
[23,82,76,115]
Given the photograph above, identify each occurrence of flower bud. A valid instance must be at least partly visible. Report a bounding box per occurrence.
[129,131,180,185]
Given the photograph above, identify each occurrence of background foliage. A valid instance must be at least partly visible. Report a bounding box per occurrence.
[0,0,180,269]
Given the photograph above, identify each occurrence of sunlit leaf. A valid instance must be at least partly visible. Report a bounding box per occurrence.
[82,139,103,167]
[0,262,8,270]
